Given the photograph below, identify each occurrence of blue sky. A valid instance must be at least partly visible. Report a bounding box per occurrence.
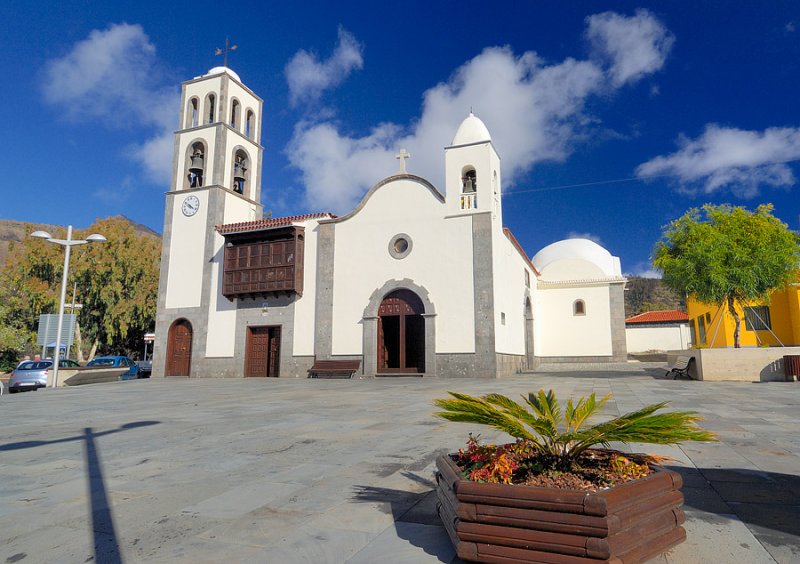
[2,1,799,276]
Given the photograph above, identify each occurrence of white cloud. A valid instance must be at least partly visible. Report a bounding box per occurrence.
[42,23,178,182]
[566,231,604,245]
[288,11,673,213]
[626,263,662,279]
[286,26,364,106]
[131,131,175,183]
[92,176,136,204]
[636,125,800,197]
[586,9,674,86]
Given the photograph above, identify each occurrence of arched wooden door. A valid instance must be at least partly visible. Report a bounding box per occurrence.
[378,289,425,374]
[166,319,192,376]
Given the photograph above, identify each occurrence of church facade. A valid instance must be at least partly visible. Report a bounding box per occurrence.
[152,67,627,379]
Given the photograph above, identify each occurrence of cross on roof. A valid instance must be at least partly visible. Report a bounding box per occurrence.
[396,148,411,173]
[215,37,238,67]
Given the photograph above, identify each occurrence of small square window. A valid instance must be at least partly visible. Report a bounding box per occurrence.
[501,312,506,325]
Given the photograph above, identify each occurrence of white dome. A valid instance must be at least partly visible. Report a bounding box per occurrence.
[205,66,241,82]
[532,238,622,278]
[452,112,492,145]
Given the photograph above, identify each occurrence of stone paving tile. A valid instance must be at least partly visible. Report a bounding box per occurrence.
[180,479,307,519]
[247,524,376,564]
[660,510,777,564]
[730,503,800,563]
[347,522,456,564]
[1,370,799,563]
[196,505,315,547]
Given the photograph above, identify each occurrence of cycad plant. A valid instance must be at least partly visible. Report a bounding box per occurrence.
[434,389,716,464]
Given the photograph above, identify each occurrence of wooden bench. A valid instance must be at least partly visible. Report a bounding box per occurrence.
[666,356,694,380]
[308,359,361,379]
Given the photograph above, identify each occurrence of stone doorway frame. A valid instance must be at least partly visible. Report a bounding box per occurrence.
[363,279,436,377]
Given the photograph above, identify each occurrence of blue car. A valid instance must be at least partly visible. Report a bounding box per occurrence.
[86,356,141,380]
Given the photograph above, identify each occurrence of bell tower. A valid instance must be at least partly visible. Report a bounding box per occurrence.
[152,66,264,378]
[444,112,503,224]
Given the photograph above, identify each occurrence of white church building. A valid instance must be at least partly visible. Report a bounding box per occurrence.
[152,67,627,379]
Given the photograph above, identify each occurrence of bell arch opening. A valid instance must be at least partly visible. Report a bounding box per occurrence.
[184,141,207,189]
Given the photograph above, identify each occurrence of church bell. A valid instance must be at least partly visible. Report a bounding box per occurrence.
[233,161,247,182]
[189,151,205,174]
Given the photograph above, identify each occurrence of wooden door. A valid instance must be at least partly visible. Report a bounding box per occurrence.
[378,290,425,374]
[166,319,192,376]
[245,326,281,377]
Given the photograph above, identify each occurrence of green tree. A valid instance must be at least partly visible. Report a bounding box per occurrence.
[0,217,160,360]
[70,217,160,356]
[653,204,800,348]
[0,225,64,360]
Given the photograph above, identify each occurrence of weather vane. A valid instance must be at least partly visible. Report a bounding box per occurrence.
[215,37,238,67]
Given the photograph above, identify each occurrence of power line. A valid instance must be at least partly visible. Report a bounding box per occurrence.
[505,157,800,196]
[504,173,673,196]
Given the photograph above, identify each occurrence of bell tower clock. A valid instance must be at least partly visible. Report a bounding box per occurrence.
[152,66,264,378]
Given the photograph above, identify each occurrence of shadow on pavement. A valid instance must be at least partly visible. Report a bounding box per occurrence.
[670,465,800,555]
[0,420,160,452]
[352,471,457,563]
[84,427,122,564]
[0,421,160,563]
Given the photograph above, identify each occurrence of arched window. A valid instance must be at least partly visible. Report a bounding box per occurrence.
[462,166,477,193]
[245,109,254,139]
[232,149,249,194]
[186,98,199,128]
[205,93,216,124]
[185,141,206,189]
[573,300,586,316]
[230,99,240,130]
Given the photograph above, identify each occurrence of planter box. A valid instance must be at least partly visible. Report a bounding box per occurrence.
[436,454,685,563]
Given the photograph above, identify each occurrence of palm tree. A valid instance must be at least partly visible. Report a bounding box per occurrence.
[434,389,716,462]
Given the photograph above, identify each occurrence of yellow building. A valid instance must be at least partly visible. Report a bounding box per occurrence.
[687,284,800,347]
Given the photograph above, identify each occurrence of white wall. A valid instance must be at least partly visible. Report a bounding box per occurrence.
[331,178,475,355]
[164,191,208,309]
[292,220,321,356]
[626,324,691,353]
[205,193,260,357]
[534,285,613,357]
[493,234,531,355]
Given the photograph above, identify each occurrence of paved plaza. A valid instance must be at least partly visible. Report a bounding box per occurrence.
[1,363,799,563]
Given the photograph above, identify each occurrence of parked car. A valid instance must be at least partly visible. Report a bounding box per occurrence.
[86,356,141,380]
[8,359,80,393]
[137,359,152,378]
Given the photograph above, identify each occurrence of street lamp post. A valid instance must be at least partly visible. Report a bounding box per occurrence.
[31,226,106,388]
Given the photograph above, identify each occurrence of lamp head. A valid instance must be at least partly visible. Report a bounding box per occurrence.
[30,230,52,240]
[86,234,107,243]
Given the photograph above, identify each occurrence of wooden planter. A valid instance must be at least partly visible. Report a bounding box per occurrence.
[436,453,685,564]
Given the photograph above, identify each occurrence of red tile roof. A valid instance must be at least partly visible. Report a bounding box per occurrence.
[625,310,689,324]
[216,213,336,235]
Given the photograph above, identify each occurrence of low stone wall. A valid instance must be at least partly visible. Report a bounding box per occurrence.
[57,367,130,386]
[668,347,800,382]
[495,353,527,378]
